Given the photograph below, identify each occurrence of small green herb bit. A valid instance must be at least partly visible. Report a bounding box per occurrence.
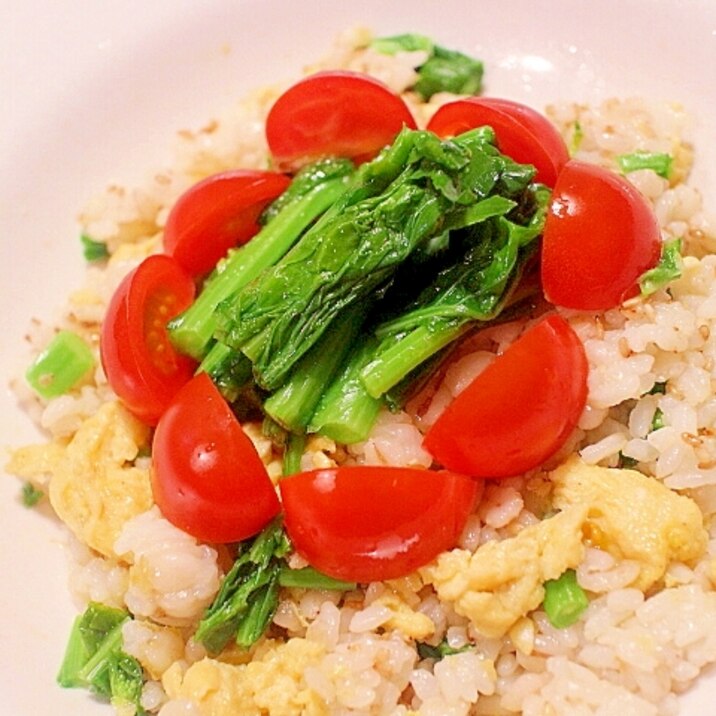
[21,481,44,507]
[26,330,95,399]
[616,150,673,179]
[639,239,683,297]
[542,569,588,628]
[80,233,109,262]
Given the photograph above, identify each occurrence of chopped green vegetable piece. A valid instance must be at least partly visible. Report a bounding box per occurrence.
[617,150,673,179]
[651,407,665,432]
[195,519,291,653]
[648,381,667,395]
[371,33,483,99]
[617,452,639,469]
[416,639,472,661]
[277,565,356,591]
[542,569,588,628]
[21,481,44,507]
[639,239,683,296]
[80,233,109,262]
[26,330,95,399]
[57,602,146,714]
[569,120,584,155]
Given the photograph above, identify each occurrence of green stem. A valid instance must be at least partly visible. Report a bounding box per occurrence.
[169,176,349,360]
[263,302,366,432]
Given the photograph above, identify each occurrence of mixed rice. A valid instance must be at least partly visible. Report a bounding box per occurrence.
[7,28,716,716]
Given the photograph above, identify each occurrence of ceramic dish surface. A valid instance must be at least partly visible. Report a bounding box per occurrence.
[1,1,715,714]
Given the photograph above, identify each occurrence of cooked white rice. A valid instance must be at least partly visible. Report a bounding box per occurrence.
[7,27,716,716]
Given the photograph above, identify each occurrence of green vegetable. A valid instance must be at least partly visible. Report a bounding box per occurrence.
[542,569,588,628]
[617,150,673,179]
[169,161,354,360]
[21,481,44,507]
[372,33,483,100]
[617,452,639,469]
[26,330,95,399]
[282,432,307,476]
[648,381,667,395]
[57,602,146,714]
[277,565,356,591]
[639,239,683,296]
[416,638,472,661]
[80,234,110,262]
[195,519,291,653]
[569,120,584,156]
[651,407,665,432]
[216,127,538,392]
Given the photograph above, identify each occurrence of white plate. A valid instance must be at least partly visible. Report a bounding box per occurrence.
[1,1,715,713]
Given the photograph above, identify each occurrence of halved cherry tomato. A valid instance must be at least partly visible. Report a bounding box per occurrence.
[163,170,291,278]
[423,314,588,478]
[426,97,569,186]
[152,372,280,543]
[541,160,662,310]
[266,71,417,171]
[280,466,479,582]
[100,254,196,425]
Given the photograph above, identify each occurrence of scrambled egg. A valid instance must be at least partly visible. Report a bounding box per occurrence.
[373,592,435,641]
[163,638,327,716]
[551,457,707,590]
[423,458,708,638]
[421,507,588,638]
[10,401,152,557]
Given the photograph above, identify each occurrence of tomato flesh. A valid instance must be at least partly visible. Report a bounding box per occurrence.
[152,373,280,543]
[423,315,588,478]
[426,97,569,186]
[280,466,479,582]
[541,160,662,310]
[100,255,196,425]
[163,170,290,278]
[266,71,417,171]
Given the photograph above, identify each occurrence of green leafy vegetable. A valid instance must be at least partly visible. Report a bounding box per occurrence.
[277,565,356,591]
[617,150,673,179]
[651,407,665,432]
[169,160,354,361]
[372,33,483,99]
[639,239,683,296]
[216,127,538,392]
[195,519,291,653]
[21,481,44,507]
[648,381,667,395]
[617,452,639,469]
[26,330,95,399]
[417,638,472,660]
[80,234,110,262]
[569,120,584,155]
[57,602,146,714]
[542,569,588,628]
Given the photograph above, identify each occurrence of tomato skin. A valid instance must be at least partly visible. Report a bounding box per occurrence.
[541,160,662,310]
[100,255,197,425]
[152,373,280,543]
[163,170,291,278]
[280,466,479,582]
[266,71,417,171]
[423,315,588,478]
[426,97,569,186]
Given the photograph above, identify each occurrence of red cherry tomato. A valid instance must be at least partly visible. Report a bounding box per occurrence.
[426,97,569,186]
[152,372,280,543]
[100,255,197,425]
[280,466,479,582]
[423,315,588,478]
[163,170,291,278]
[266,71,417,171]
[541,160,662,310]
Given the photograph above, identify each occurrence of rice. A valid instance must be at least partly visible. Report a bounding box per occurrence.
[7,27,716,716]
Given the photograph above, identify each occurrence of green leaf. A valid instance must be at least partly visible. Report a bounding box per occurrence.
[21,481,44,507]
[617,150,673,179]
[80,234,109,262]
[639,239,683,296]
[417,638,472,661]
